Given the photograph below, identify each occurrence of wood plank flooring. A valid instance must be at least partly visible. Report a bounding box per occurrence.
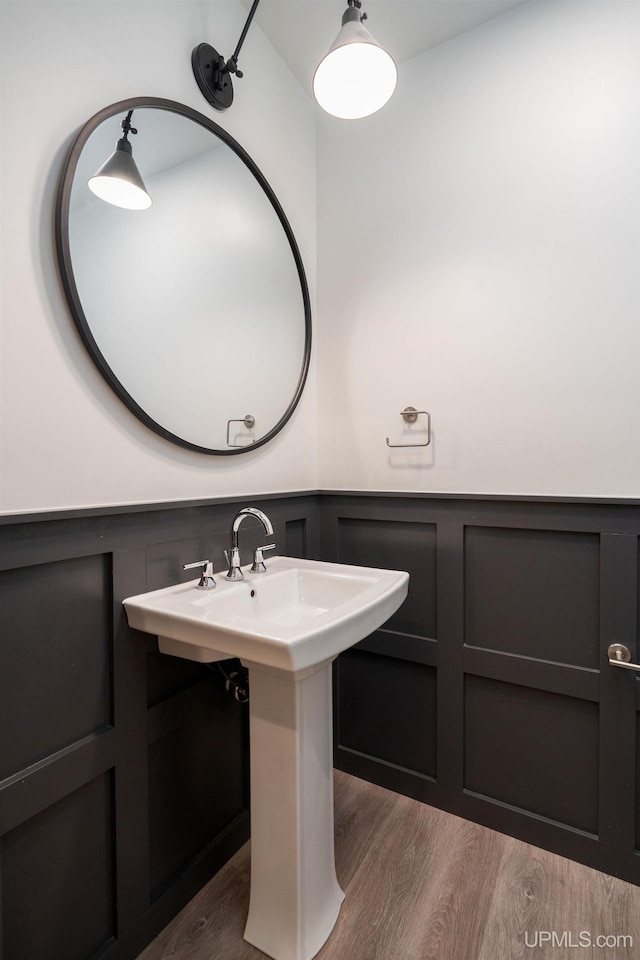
[136,771,640,960]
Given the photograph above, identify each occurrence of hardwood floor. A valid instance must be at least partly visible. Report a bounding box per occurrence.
[136,771,640,960]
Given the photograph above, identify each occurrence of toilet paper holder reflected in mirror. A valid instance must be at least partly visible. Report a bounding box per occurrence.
[386,407,431,448]
[227,414,256,447]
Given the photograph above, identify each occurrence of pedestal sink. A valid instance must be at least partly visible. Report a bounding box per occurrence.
[124,556,409,960]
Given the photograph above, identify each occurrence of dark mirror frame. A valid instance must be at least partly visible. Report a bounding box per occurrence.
[54,97,312,455]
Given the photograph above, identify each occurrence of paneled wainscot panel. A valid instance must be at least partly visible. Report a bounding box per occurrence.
[1,772,115,960]
[464,676,599,834]
[337,649,437,778]
[336,517,436,639]
[285,518,307,559]
[147,673,246,899]
[464,526,600,668]
[0,554,111,780]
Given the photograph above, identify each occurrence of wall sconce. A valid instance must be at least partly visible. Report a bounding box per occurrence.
[88,110,152,210]
[192,0,396,119]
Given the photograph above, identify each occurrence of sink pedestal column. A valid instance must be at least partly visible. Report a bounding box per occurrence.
[241,658,345,960]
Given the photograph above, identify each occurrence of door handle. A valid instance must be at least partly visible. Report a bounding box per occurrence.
[607,644,640,672]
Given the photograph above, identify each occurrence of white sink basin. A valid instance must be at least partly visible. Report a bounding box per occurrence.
[123,554,408,960]
[124,555,408,674]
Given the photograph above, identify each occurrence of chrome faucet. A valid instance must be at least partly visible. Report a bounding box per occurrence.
[225,507,274,580]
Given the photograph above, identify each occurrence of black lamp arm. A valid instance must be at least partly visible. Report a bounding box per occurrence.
[120,110,138,139]
[225,0,261,79]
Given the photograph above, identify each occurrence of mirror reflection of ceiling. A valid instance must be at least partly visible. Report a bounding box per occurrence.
[241,0,531,89]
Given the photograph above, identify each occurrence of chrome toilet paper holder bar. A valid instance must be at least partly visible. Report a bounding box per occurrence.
[386,407,431,448]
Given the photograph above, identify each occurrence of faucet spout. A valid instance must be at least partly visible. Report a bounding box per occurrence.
[227,507,274,580]
[232,507,274,547]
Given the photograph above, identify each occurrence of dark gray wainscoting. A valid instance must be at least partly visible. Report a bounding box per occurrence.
[0,494,318,960]
[321,493,640,888]
[1,490,639,960]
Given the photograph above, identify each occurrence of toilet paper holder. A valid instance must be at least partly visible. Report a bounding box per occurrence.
[386,407,431,448]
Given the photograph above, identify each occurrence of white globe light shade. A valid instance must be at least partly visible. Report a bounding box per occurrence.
[313,19,397,120]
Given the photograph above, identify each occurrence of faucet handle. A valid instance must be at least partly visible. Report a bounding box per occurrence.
[183,559,216,590]
[251,543,276,574]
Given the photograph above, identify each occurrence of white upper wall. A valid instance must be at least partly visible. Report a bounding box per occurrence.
[0,0,317,513]
[316,0,640,497]
[2,0,638,512]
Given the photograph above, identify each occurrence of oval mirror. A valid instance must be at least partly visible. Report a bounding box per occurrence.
[55,98,311,454]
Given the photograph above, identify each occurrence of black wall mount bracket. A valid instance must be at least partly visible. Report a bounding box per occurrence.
[191,43,235,111]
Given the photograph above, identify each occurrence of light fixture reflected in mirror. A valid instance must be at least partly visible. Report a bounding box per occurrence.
[313,0,397,119]
[88,110,152,210]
